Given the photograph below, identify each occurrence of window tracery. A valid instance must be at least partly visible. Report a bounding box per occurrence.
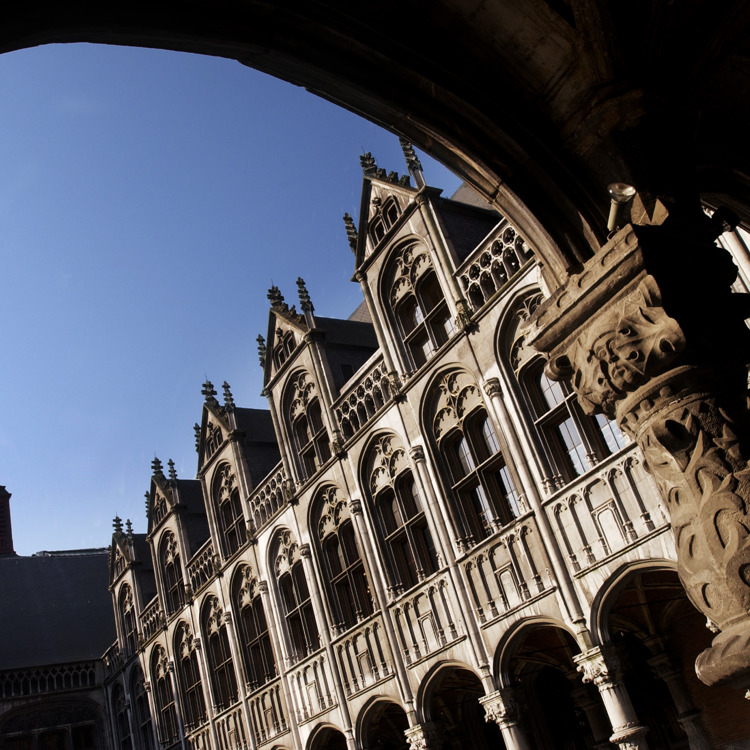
[366,435,438,595]
[206,422,223,457]
[174,621,206,729]
[369,196,401,244]
[132,666,154,750]
[233,565,277,689]
[160,531,184,615]
[214,463,247,558]
[388,244,453,369]
[274,530,320,661]
[202,596,238,710]
[432,371,522,549]
[314,487,373,632]
[273,329,297,369]
[113,684,132,750]
[287,371,331,481]
[119,584,137,656]
[150,646,178,745]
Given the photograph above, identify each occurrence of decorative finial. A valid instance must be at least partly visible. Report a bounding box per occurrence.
[222,381,235,409]
[201,380,218,404]
[194,423,201,452]
[360,152,377,175]
[125,519,133,537]
[267,285,289,312]
[257,335,267,368]
[151,457,164,478]
[343,213,358,253]
[113,515,123,534]
[168,459,177,481]
[399,138,422,172]
[296,277,314,313]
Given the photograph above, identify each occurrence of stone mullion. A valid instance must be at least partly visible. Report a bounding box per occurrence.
[220,610,257,750]
[119,678,138,750]
[303,331,342,451]
[483,377,588,625]
[258,580,303,750]
[574,646,649,750]
[479,688,533,750]
[348,498,417,718]
[410,446,493,689]
[261,386,297,494]
[529,221,750,688]
[298,544,356,750]
[141,679,162,750]
[167,660,188,750]
[190,634,221,750]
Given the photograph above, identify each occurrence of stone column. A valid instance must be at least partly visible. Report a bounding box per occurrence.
[404,721,442,750]
[648,652,711,750]
[570,683,612,750]
[574,646,649,750]
[528,218,750,689]
[479,688,533,750]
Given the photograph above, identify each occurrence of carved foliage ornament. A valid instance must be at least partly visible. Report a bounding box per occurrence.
[549,278,685,418]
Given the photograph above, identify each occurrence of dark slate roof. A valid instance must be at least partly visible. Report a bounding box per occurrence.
[0,550,115,670]
[314,317,378,348]
[173,480,211,555]
[438,197,501,263]
[234,408,278,444]
[129,533,157,604]
[450,182,495,210]
[348,299,372,323]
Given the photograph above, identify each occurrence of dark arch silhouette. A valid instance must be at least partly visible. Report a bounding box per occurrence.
[1,1,748,283]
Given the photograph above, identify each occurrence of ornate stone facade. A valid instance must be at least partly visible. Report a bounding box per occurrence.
[104,152,750,750]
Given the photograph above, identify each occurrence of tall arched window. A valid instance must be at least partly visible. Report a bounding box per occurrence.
[151,646,178,745]
[366,435,438,595]
[233,565,277,689]
[160,531,184,615]
[119,584,137,656]
[274,530,320,661]
[314,487,373,631]
[287,372,331,481]
[174,622,206,729]
[389,244,453,369]
[202,596,238,710]
[132,666,154,750]
[431,371,521,548]
[506,291,627,485]
[112,684,132,750]
[214,463,247,558]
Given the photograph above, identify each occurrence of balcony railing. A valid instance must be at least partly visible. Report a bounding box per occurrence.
[389,573,461,665]
[247,462,288,536]
[139,596,163,642]
[463,514,550,625]
[332,355,392,441]
[247,678,289,746]
[187,539,215,594]
[213,703,249,750]
[545,445,669,574]
[332,612,393,696]
[286,650,336,724]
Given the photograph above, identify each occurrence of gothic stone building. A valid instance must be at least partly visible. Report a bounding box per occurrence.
[104,147,750,750]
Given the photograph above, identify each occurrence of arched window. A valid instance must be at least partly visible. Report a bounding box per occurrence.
[287,372,331,481]
[131,666,154,750]
[233,565,277,689]
[206,422,223,457]
[274,530,320,661]
[214,463,247,558]
[119,584,137,656]
[431,371,521,548]
[315,487,373,631]
[174,622,206,729]
[505,291,627,485]
[160,531,184,615]
[112,684,132,750]
[369,196,401,244]
[366,435,438,594]
[151,646,178,745]
[389,244,453,369]
[273,329,297,369]
[202,596,238,710]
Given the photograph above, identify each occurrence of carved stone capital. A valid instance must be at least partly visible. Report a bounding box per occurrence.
[574,646,620,688]
[349,497,363,515]
[299,543,311,558]
[479,688,519,726]
[483,378,502,398]
[530,222,750,688]
[404,722,440,750]
[409,445,426,463]
[258,580,269,594]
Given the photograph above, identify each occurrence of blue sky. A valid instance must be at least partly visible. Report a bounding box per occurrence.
[0,43,461,555]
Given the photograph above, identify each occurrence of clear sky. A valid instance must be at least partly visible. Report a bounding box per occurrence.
[0,43,462,556]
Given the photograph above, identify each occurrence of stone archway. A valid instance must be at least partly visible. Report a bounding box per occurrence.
[359,699,409,750]
[308,724,348,750]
